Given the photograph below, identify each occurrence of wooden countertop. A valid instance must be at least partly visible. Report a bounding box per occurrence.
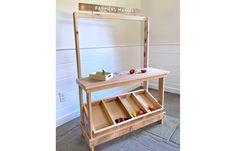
[77,67,169,92]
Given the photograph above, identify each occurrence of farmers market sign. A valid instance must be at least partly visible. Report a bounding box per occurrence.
[78,3,143,15]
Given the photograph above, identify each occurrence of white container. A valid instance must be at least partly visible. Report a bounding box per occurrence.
[89,71,113,81]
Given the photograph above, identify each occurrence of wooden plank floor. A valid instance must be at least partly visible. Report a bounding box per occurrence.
[56,90,180,151]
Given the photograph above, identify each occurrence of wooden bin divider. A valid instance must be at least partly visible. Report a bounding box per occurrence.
[101,100,116,125]
[144,90,161,107]
[117,96,134,118]
[131,92,149,113]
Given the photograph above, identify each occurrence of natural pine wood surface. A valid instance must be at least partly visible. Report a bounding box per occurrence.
[77,67,169,92]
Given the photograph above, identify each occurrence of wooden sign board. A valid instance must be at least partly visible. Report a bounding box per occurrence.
[79,3,144,16]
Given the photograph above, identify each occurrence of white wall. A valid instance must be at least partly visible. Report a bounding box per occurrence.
[56,0,142,126]
[141,0,180,94]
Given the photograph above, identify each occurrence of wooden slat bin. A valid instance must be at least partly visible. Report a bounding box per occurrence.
[83,89,164,135]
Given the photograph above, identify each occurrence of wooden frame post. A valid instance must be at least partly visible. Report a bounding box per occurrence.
[86,92,93,138]
[73,12,85,125]
[143,17,149,90]
[86,92,94,151]
[158,77,165,124]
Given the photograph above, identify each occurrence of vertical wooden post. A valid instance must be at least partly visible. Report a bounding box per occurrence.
[79,86,84,124]
[158,77,165,124]
[144,17,149,90]
[73,13,84,124]
[158,78,165,106]
[86,92,93,139]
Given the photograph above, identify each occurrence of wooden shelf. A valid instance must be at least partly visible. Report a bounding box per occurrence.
[83,89,164,134]
[77,67,169,92]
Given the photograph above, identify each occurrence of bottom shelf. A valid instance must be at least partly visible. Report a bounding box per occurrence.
[83,89,164,134]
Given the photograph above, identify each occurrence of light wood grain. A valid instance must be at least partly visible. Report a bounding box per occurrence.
[82,90,164,134]
[104,97,132,121]
[101,101,116,125]
[143,17,150,90]
[73,9,169,150]
[87,93,93,138]
[79,86,84,125]
[77,67,168,92]
[91,102,113,131]
[134,90,161,112]
[158,78,165,124]
[74,12,147,21]
[91,112,165,146]
[80,122,89,144]
[158,78,165,106]
[117,96,134,118]
[79,3,144,16]
[119,94,142,115]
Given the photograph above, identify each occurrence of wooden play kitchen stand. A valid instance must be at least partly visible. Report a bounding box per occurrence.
[73,3,169,151]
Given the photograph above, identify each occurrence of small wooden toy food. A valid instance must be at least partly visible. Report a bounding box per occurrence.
[115,119,120,123]
[149,106,157,111]
[124,118,130,121]
[129,69,135,74]
[115,117,128,123]
[132,112,137,117]
[129,68,147,74]
[138,109,144,115]
[120,118,125,122]
[141,69,147,73]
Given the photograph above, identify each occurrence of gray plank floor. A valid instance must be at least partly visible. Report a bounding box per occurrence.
[57,89,180,151]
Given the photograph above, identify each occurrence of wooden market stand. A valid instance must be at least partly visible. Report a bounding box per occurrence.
[73,3,169,151]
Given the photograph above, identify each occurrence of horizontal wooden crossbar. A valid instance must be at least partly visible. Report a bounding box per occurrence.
[73,12,147,21]
[78,3,144,16]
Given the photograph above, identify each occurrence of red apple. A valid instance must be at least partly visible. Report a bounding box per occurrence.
[141,69,147,73]
[120,118,124,122]
[129,69,135,74]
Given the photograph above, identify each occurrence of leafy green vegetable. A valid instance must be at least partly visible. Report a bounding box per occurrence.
[102,69,110,75]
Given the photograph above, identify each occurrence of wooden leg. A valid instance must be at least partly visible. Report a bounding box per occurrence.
[89,145,94,151]
[79,86,84,125]
[158,78,165,123]
[144,81,148,90]
[87,92,93,139]
[157,118,164,124]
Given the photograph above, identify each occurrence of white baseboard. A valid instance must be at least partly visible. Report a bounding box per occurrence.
[56,84,141,127]
[56,110,80,127]
[149,82,180,94]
